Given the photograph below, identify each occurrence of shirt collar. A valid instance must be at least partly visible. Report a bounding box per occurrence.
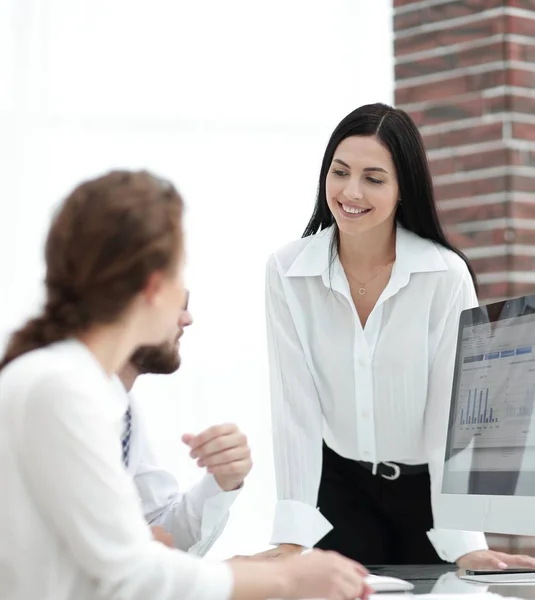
[284,224,449,281]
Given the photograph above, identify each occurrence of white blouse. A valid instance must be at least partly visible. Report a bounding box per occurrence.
[0,339,232,600]
[266,225,488,563]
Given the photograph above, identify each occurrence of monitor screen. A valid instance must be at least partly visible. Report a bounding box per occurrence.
[443,295,535,498]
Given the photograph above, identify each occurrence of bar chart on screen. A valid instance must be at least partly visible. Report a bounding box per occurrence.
[459,387,497,425]
[452,352,535,449]
[457,385,504,432]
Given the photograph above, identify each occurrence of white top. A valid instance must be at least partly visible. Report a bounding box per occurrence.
[116,381,241,556]
[266,225,488,562]
[0,339,233,600]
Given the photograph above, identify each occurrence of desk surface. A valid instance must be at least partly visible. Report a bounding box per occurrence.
[368,565,535,598]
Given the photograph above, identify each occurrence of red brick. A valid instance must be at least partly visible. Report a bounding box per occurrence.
[446,227,510,249]
[397,41,535,80]
[394,0,504,33]
[394,0,422,7]
[396,41,503,80]
[477,281,510,301]
[431,148,508,177]
[430,149,535,178]
[435,176,508,202]
[466,254,535,276]
[480,281,535,302]
[509,149,535,168]
[512,122,535,142]
[395,16,507,57]
[396,68,535,105]
[509,94,535,114]
[436,175,535,202]
[510,281,535,299]
[511,199,535,218]
[510,228,535,245]
[470,255,509,273]
[435,175,507,202]
[440,199,535,225]
[511,174,535,193]
[423,122,503,152]
[511,255,535,271]
[439,201,508,226]
[510,69,535,87]
[509,0,535,9]
[395,2,535,308]
[396,69,507,106]
[509,14,535,36]
[457,267,535,301]
[505,40,535,62]
[401,92,535,128]
[403,95,501,127]
[395,16,535,57]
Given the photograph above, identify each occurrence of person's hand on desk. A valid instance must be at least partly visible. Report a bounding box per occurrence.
[228,549,372,599]
[457,549,535,570]
[182,423,252,492]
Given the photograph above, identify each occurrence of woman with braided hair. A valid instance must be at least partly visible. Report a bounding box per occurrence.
[0,170,370,600]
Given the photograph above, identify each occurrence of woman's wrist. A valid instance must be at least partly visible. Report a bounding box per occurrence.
[278,543,304,553]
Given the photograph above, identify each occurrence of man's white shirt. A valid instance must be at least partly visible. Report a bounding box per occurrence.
[113,379,241,556]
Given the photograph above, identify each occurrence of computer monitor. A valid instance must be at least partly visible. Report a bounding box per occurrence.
[436,295,535,536]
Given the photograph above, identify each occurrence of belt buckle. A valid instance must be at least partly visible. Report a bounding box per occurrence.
[381,461,401,481]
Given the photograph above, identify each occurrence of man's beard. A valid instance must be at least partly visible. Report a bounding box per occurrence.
[129,339,181,375]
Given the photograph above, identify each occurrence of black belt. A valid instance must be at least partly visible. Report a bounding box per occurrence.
[357,460,428,480]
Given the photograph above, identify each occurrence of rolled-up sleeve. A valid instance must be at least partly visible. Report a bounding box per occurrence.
[137,466,240,556]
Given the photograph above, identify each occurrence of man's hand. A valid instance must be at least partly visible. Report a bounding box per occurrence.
[182,423,252,492]
[151,525,174,548]
[457,549,535,570]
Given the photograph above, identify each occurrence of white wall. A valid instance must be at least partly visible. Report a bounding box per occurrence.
[0,0,393,558]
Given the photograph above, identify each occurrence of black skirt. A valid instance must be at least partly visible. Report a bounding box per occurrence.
[315,442,445,565]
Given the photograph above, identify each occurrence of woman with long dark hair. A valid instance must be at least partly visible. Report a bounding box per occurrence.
[0,170,370,600]
[263,103,535,569]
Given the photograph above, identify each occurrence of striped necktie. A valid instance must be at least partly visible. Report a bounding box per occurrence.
[122,405,132,467]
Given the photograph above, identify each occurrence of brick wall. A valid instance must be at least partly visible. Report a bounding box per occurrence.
[394,0,535,303]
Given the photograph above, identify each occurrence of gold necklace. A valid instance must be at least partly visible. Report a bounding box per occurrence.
[346,259,394,296]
